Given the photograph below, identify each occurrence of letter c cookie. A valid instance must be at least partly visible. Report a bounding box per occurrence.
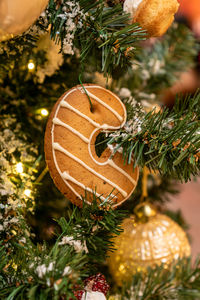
[45,84,139,207]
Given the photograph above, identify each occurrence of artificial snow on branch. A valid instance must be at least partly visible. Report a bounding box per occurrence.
[108,92,200,181]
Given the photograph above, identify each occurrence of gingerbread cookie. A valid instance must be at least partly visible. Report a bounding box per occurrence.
[124,0,179,37]
[45,84,139,207]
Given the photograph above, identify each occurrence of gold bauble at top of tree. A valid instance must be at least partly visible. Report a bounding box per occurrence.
[0,0,49,41]
[107,203,191,286]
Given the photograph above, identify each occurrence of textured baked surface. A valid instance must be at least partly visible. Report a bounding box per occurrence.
[134,0,179,37]
[45,84,139,207]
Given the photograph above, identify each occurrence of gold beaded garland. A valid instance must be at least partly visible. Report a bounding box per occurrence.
[107,203,191,286]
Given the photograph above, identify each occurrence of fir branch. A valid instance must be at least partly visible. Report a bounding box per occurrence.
[58,194,126,264]
[0,28,46,78]
[0,195,126,299]
[0,242,8,288]
[107,92,200,182]
[114,23,199,95]
[47,0,146,75]
[134,24,199,93]
[119,258,200,300]
[0,225,88,299]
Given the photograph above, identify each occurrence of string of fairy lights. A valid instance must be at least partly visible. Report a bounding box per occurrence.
[27,59,49,117]
[13,59,49,201]
[27,60,35,71]
[15,162,33,199]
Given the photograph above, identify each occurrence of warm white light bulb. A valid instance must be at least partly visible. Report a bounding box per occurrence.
[28,61,35,70]
[16,162,23,174]
[40,108,49,117]
[24,189,31,197]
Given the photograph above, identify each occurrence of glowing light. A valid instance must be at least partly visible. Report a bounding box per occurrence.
[11,230,17,236]
[40,108,49,117]
[16,162,23,174]
[24,189,31,197]
[27,60,35,71]
[12,263,18,271]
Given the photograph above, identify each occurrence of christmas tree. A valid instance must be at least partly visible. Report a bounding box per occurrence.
[1,0,200,299]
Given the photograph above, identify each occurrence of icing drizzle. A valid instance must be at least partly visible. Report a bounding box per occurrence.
[52,116,134,184]
[108,160,136,185]
[51,85,137,204]
[53,142,128,197]
[60,100,122,130]
[60,100,101,129]
[62,171,117,201]
[53,117,89,143]
[86,89,123,122]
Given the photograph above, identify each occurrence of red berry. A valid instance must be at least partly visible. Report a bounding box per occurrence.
[74,273,109,299]
[84,273,109,296]
[73,290,84,300]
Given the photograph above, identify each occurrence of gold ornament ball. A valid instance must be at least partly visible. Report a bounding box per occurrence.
[0,0,49,41]
[107,204,191,286]
[108,296,121,300]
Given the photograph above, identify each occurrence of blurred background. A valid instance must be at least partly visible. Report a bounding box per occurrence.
[166,0,200,258]
[167,179,200,258]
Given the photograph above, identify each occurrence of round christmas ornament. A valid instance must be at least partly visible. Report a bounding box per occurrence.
[45,84,139,207]
[0,0,49,41]
[107,203,191,286]
[123,0,180,37]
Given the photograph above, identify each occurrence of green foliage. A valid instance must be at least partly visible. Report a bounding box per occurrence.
[0,243,8,288]
[108,92,200,182]
[0,1,200,299]
[0,196,126,299]
[0,34,39,76]
[118,258,200,300]
[132,24,199,93]
[58,195,126,263]
[109,23,198,98]
[48,0,146,75]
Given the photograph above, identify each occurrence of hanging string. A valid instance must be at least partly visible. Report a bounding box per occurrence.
[79,74,93,112]
[35,166,48,184]
[140,166,149,202]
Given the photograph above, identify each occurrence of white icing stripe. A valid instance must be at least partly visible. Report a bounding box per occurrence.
[86,89,123,122]
[62,171,117,201]
[53,117,134,186]
[60,100,101,128]
[53,142,127,197]
[108,160,136,185]
[53,117,134,185]
[51,85,130,204]
[63,179,92,205]
[60,100,122,131]
[64,179,82,199]
[53,117,89,143]
[52,140,91,205]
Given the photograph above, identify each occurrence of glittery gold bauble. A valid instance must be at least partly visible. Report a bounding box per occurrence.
[108,203,191,286]
[0,0,49,41]
[108,296,121,300]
